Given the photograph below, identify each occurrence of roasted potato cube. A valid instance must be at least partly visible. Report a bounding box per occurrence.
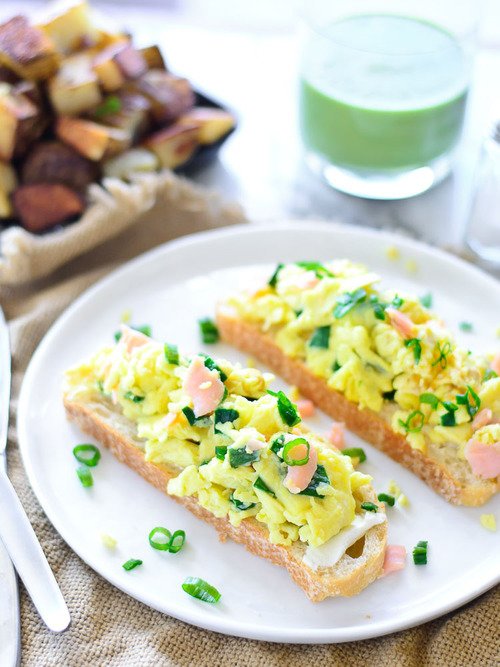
[22,140,98,191]
[0,83,43,161]
[132,70,194,124]
[48,52,102,115]
[139,45,166,71]
[0,15,59,80]
[143,123,199,169]
[56,116,130,161]
[89,92,150,140]
[92,42,126,91]
[37,1,100,54]
[13,183,84,232]
[0,161,17,218]
[103,148,159,179]
[178,107,235,145]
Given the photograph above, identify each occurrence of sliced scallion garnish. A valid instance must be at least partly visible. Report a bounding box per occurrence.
[296,261,333,278]
[182,577,221,603]
[404,338,422,364]
[412,540,428,565]
[268,263,284,287]
[420,393,440,410]
[308,325,330,349]
[377,493,395,507]
[281,438,310,466]
[253,476,276,497]
[114,324,151,343]
[298,464,329,497]
[214,407,239,434]
[361,502,378,512]
[215,445,227,461]
[124,391,145,403]
[94,94,122,117]
[456,385,481,419]
[229,492,256,511]
[342,447,367,463]
[484,369,498,382]
[270,434,285,454]
[73,444,101,467]
[267,390,301,427]
[148,527,172,551]
[168,530,186,554]
[122,559,143,571]
[201,354,227,381]
[199,318,219,344]
[333,288,367,319]
[164,343,179,365]
[459,321,473,333]
[419,293,433,308]
[431,341,452,369]
[76,466,93,488]
[398,410,425,433]
[383,389,396,401]
[391,295,404,308]
[228,447,260,468]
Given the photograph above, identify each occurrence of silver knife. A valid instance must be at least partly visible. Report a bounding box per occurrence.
[0,307,70,633]
[0,476,20,667]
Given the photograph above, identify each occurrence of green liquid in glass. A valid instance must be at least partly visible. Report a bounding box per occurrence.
[300,15,469,171]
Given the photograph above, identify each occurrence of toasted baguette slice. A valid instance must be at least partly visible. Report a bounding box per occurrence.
[216,306,500,507]
[63,393,387,602]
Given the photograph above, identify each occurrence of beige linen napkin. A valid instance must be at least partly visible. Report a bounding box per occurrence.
[1,185,497,666]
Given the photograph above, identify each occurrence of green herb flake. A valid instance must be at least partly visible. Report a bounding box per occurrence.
[296,261,334,279]
[268,263,284,288]
[199,318,219,344]
[164,343,179,365]
[377,493,395,507]
[440,410,456,427]
[484,369,498,382]
[201,354,227,382]
[404,338,422,364]
[228,447,260,468]
[114,324,152,343]
[229,493,256,511]
[95,95,122,117]
[253,476,276,497]
[332,360,342,372]
[270,434,285,455]
[182,577,221,603]
[124,391,145,403]
[361,502,378,513]
[420,393,440,410]
[398,410,425,433]
[391,295,404,309]
[412,540,428,565]
[298,464,329,497]
[419,293,433,308]
[432,341,452,369]
[383,390,396,401]
[308,325,331,349]
[333,288,367,319]
[122,558,143,571]
[267,390,301,427]
[459,321,473,333]
[215,446,227,461]
[214,408,239,433]
[76,466,93,488]
[456,385,481,419]
[342,448,367,463]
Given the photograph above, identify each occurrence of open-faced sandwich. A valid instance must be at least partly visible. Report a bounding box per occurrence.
[216,260,500,506]
[63,325,387,601]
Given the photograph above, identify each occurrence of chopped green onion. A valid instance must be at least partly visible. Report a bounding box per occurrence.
[73,444,101,467]
[198,318,219,344]
[298,464,329,497]
[201,354,227,381]
[391,295,404,308]
[412,540,428,565]
[268,263,284,287]
[377,493,395,507]
[122,559,142,571]
[440,409,456,427]
[282,438,310,466]
[442,401,458,412]
[432,341,452,369]
[308,325,330,349]
[94,94,122,117]
[253,476,276,497]
[182,406,212,427]
[484,369,498,382]
[459,321,473,333]
[214,407,239,433]
[383,390,396,401]
[420,393,440,410]
[361,502,378,512]
[182,577,221,603]
[124,391,145,403]
[168,530,186,554]
[76,466,93,488]
[404,338,422,364]
[296,261,334,278]
[148,526,172,551]
[333,288,367,319]
[215,445,227,461]
[270,434,285,454]
[373,302,387,320]
[295,309,303,317]
[229,492,256,511]
[332,360,342,372]
[419,293,433,308]
[164,343,179,365]
[228,447,260,468]
[342,448,367,463]
[456,385,481,419]
[398,410,425,433]
[114,324,151,342]
[267,390,301,427]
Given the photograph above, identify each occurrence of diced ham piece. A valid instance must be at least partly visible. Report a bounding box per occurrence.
[386,308,415,340]
[293,271,320,291]
[183,356,224,417]
[284,443,318,494]
[297,398,315,418]
[328,421,345,450]
[119,324,150,354]
[491,353,500,376]
[245,439,266,453]
[382,545,407,576]
[464,439,500,479]
[472,408,493,432]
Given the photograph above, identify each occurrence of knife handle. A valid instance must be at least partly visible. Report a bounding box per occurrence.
[0,469,70,632]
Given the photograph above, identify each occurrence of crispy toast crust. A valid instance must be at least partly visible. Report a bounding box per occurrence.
[64,396,387,602]
[216,308,500,506]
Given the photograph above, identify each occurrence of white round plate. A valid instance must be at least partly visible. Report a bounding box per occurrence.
[18,222,500,643]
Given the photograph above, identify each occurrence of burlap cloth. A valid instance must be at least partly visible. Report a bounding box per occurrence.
[0,174,498,666]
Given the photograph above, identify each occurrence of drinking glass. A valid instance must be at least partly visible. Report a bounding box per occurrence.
[299,0,478,199]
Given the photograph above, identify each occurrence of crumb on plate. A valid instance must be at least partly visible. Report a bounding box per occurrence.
[386,246,400,261]
[480,514,496,532]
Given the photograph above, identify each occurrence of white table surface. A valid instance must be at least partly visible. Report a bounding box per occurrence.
[3,1,500,249]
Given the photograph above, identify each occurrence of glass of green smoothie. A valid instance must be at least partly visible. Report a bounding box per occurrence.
[299,0,478,199]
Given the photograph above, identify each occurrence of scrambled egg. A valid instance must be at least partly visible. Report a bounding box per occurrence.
[227,261,500,467]
[65,335,371,548]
